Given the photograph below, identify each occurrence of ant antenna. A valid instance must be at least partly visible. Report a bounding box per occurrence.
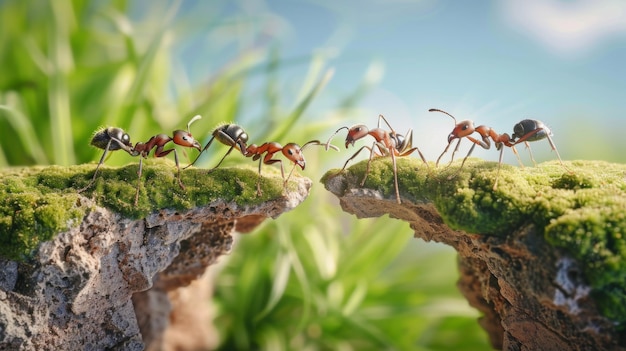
[187,115,202,132]
[429,108,457,124]
[303,140,340,152]
[324,126,349,151]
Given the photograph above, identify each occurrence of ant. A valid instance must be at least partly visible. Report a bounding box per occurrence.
[326,114,427,204]
[245,140,339,195]
[132,115,203,204]
[77,127,138,193]
[429,108,521,170]
[430,108,569,189]
[185,123,249,170]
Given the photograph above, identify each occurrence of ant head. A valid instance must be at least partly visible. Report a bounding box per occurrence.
[346,125,369,148]
[429,109,475,142]
[283,143,306,170]
[172,130,202,151]
[449,120,476,142]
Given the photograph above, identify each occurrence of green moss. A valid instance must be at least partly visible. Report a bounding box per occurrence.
[323,157,626,330]
[0,158,294,261]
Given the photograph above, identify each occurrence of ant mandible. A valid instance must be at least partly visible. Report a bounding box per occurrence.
[326,114,428,204]
[77,127,138,193]
[132,115,202,204]
[185,123,249,170]
[431,108,569,189]
[245,140,339,195]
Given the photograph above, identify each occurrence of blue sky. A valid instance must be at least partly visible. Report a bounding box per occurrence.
[170,0,626,163]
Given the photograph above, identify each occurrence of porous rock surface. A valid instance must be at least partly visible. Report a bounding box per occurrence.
[0,177,311,351]
[324,172,623,351]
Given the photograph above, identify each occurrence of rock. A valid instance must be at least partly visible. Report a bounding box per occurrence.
[0,161,311,350]
[322,157,626,351]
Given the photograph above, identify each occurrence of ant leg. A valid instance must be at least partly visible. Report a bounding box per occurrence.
[154,148,183,188]
[459,143,476,169]
[285,163,298,187]
[362,142,378,186]
[391,150,401,204]
[276,161,287,188]
[77,139,113,193]
[447,139,463,167]
[259,159,285,187]
[436,141,454,167]
[493,147,506,191]
[522,141,537,167]
[172,149,185,190]
[447,143,477,180]
[339,145,372,172]
[378,114,392,130]
[510,145,524,168]
[209,144,237,171]
[399,147,429,168]
[515,128,570,172]
[255,158,262,195]
[512,129,543,167]
[448,135,490,180]
[185,136,216,169]
[416,147,428,168]
[257,159,286,196]
[545,134,571,172]
[135,158,144,206]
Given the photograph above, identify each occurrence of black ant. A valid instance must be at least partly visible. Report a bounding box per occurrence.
[185,123,249,170]
[132,115,202,204]
[77,127,138,193]
[244,140,339,195]
[430,108,569,189]
[326,114,427,204]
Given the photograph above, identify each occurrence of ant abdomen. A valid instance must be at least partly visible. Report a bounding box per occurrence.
[91,127,132,151]
[513,119,551,142]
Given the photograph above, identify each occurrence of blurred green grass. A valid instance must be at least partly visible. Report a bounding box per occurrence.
[0,1,489,350]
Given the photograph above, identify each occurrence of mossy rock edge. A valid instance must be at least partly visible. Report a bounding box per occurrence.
[0,158,305,261]
[322,157,626,335]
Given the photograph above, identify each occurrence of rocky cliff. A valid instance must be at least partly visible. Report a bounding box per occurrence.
[322,158,626,350]
[0,160,311,350]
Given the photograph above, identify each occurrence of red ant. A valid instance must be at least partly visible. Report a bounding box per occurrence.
[185,123,249,170]
[430,108,569,189]
[244,140,339,195]
[132,115,203,204]
[429,108,521,170]
[326,114,427,204]
[77,127,138,193]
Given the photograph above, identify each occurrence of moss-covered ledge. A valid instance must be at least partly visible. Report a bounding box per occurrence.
[0,159,311,350]
[322,158,626,350]
[0,158,306,261]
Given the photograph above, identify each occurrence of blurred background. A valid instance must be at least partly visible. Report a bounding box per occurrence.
[1,0,625,350]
